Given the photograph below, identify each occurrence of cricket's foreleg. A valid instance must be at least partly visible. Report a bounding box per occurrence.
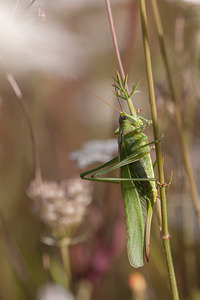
[131,138,162,153]
[138,115,151,124]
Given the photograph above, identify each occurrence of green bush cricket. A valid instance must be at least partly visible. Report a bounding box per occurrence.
[80,73,157,268]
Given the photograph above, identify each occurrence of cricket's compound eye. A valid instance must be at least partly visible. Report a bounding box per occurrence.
[119,114,126,124]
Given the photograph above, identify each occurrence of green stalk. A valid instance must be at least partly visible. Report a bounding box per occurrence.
[60,243,71,289]
[151,0,200,233]
[139,1,179,299]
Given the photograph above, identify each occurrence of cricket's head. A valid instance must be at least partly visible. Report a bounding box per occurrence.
[119,112,143,135]
[119,112,143,129]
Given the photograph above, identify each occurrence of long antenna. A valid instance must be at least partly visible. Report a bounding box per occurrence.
[70,74,122,114]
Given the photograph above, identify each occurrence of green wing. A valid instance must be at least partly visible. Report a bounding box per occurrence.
[121,164,146,268]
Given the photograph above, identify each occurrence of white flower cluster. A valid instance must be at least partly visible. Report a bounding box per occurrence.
[70,139,118,169]
[28,177,92,239]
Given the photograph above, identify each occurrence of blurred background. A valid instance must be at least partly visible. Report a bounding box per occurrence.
[1,0,200,299]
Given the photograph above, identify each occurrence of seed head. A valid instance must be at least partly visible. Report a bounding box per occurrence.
[28,177,92,240]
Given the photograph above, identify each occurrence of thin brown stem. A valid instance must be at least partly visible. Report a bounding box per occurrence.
[7,73,42,184]
[105,0,136,116]
[0,212,35,299]
[122,1,139,73]
[151,0,200,233]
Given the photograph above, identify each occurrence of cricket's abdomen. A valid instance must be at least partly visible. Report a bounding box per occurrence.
[129,154,155,203]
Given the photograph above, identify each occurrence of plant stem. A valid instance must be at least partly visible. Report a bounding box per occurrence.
[0,212,35,299]
[60,243,71,289]
[7,73,42,184]
[105,0,136,117]
[139,1,179,299]
[151,0,200,233]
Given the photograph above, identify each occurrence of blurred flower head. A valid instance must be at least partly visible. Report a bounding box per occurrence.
[28,177,92,240]
[70,139,118,169]
[37,283,75,300]
[0,1,89,75]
